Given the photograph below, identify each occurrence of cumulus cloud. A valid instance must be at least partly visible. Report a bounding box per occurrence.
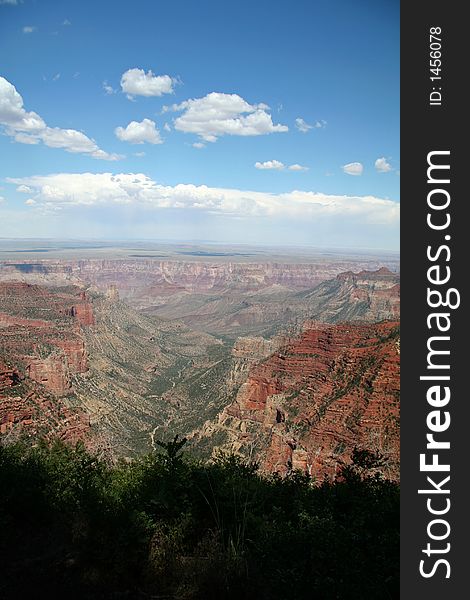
[375,157,392,173]
[295,118,313,133]
[255,160,308,172]
[295,117,327,133]
[22,25,36,33]
[0,76,122,160]
[342,162,363,176]
[166,92,288,142]
[120,68,175,99]
[288,164,309,172]
[115,119,163,145]
[192,142,205,149]
[16,184,32,193]
[255,160,284,170]
[7,172,399,226]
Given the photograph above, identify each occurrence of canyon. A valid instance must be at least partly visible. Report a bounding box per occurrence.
[0,251,400,479]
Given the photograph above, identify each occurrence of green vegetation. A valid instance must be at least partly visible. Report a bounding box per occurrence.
[0,439,398,599]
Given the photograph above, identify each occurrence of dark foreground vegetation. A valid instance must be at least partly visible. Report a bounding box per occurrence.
[0,438,399,599]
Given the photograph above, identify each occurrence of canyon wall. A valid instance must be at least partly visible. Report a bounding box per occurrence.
[197,320,400,481]
[0,257,399,301]
[0,283,96,446]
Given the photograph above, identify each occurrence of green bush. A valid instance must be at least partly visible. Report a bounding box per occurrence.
[0,438,399,599]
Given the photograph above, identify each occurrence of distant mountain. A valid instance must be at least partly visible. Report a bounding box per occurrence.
[294,267,400,324]
[142,267,400,338]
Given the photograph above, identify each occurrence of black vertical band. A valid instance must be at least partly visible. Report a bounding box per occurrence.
[401,2,468,596]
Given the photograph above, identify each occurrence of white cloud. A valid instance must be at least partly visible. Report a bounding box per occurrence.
[255,160,308,172]
[22,25,36,33]
[295,117,326,132]
[192,142,205,149]
[375,157,392,173]
[163,122,171,132]
[52,73,61,81]
[13,132,40,144]
[295,118,313,133]
[255,160,284,170]
[0,77,47,133]
[25,198,36,205]
[62,19,71,25]
[0,76,122,160]
[40,128,107,153]
[16,184,32,193]
[134,151,146,157]
[166,92,288,142]
[115,119,163,145]
[103,81,116,95]
[0,196,5,203]
[8,172,399,225]
[342,162,363,176]
[1,0,20,4]
[120,68,175,99]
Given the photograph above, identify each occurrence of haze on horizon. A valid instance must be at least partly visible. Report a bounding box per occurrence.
[0,0,399,250]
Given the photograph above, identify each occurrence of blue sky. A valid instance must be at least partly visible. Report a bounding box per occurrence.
[0,0,399,249]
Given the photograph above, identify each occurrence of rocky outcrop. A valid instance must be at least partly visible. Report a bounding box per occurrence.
[0,283,92,395]
[0,282,95,325]
[198,320,400,481]
[228,336,281,387]
[67,293,95,326]
[0,284,98,449]
[0,361,93,446]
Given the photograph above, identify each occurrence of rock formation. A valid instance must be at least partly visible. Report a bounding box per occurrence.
[196,320,400,481]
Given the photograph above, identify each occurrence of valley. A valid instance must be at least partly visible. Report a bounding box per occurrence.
[0,245,400,480]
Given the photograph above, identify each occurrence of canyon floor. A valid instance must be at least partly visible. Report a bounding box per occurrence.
[0,242,400,480]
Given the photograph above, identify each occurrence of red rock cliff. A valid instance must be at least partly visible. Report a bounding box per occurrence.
[0,361,93,446]
[0,282,92,395]
[203,320,400,481]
